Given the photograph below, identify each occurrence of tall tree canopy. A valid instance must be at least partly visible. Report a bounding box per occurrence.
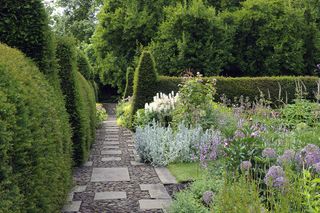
[93,0,176,92]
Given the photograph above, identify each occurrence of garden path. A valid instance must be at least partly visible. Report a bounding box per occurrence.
[62,104,175,213]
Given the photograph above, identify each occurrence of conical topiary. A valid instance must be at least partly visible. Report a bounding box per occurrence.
[131,51,158,119]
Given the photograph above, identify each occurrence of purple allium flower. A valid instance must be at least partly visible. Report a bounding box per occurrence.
[313,162,320,173]
[234,130,245,139]
[264,166,285,188]
[302,144,320,154]
[240,161,252,171]
[262,148,277,159]
[295,144,320,168]
[305,152,320,167]
[273,176,287,188]
[277,150,295,165]
[317,64,320,70]
[202,191,214,206]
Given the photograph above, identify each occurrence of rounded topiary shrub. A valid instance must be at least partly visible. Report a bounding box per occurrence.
[0,43,72,213]
[56,36,96,165]
[131,51,158,119]
[0,0,56,77]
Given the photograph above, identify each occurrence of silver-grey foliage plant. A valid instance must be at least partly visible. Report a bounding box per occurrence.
[135,121,221,166]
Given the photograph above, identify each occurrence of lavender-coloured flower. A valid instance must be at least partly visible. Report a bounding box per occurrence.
[240,161,252,171]
[264,166,285,188]
[305,152,320,167]
[202,191,214,206]
[273,176,287,188]
[262,148,277,159]
[277,150,295,165]
[302,144,320,154]
[295,144,320,168]
[234,130,245,139]
[313,162,320,173]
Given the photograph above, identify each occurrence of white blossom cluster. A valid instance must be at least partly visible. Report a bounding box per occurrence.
[144,91,179,114]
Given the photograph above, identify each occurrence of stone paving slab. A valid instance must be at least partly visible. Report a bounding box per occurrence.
[91,167,130,182]
[140,184,171,199]
[62,201,82,212]
[131,161,145,166]
[73,185,87,193]
[83,161,93,167]
[102,157,121,162]
[139,199,171,210]
[101,150,122,155]
[103,141,120,145]
[155,168,177,184]
[94,191,127,200]
[103,145,120,149]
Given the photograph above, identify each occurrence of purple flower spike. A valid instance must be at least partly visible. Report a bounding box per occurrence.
[240,161,252,171]
[202,191,214,206]
[262,148,277,159]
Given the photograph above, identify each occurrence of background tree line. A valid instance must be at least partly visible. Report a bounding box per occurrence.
[51,0,320,93]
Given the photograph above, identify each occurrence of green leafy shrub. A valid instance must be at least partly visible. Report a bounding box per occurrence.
[281,99,320,129]
[116,99,132,128]
[131,51,158,119]
[0,43,72,213]
[96,103,108,127]
[56,36,96,165]
[172,75,217,129]
[123,67,135,98]
[0,0,57,80]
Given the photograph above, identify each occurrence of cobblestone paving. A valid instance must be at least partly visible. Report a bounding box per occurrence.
[62,104,172,213]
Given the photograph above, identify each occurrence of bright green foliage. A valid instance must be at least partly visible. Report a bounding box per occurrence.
[0,0,57,79]
[77,50,93,80]
[93,0,174,92]
[56,37,96,165]
[96,103,108,127]
[0,44,72,213]
[222,0,320,76]
[116,100,132,128]
[131,51,158,118]
[54,0,102,43]
[123,67,135,98]
[172,76,217,129]
[150,0,230,76]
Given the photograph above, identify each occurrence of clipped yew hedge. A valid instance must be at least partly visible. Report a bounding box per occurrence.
[0,0,56,79]
[133,75,319,110]
[56,37,96,165]
[0,43,72,213]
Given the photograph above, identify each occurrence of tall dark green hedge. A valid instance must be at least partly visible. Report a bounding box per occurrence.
[0,0,57,80]
[0,44,72,213]
[131,51,158,117]
[123,67,135,98]
[56,37,96,165]
[77,50,93,81]
[141,76,319,106]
